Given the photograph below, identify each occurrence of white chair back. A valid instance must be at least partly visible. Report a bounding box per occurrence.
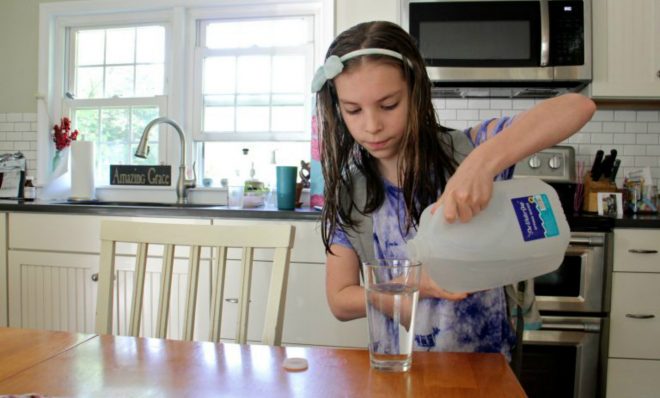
[94,220,295,345]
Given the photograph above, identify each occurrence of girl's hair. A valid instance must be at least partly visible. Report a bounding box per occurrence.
[316,21,458,254]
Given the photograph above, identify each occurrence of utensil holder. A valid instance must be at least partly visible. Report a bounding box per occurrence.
[582,174,618,213]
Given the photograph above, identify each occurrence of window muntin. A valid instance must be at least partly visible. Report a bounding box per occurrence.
[72,26,165,99]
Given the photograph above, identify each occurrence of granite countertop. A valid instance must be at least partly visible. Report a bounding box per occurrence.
[0,199,321,221]
[0,199,659,228]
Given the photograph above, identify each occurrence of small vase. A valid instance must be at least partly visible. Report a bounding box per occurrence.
[51,150,62,172]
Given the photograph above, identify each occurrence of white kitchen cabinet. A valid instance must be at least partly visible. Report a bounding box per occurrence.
[592,0,660,98]
[607,229,660,398]
[7,213,211,338]
[335,0,398,33]
[212,218,368,348]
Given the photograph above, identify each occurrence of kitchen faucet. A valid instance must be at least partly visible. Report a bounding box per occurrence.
[135,117,195,204]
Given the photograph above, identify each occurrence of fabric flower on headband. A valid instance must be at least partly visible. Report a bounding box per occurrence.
[310,48,412,93]
[311,55,344,93]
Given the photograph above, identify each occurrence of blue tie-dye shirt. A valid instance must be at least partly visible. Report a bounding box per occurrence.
[332,118,517,358]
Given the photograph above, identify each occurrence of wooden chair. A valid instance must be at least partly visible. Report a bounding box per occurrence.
[94,220,295,345]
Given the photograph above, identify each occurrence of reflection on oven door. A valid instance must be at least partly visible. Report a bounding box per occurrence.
[520,317,601,398]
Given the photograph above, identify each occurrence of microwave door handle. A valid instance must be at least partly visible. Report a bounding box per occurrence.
[540,0,550,66]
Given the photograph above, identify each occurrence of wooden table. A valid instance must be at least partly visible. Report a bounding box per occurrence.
[0,327,526,397]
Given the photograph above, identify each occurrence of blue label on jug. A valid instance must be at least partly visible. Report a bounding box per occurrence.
[511,194,559,242]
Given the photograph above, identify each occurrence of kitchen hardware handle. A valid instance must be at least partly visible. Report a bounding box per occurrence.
[91,273,98,282]
[628,249,658,254]
[541,322,600,332]
[569,236,604,246]
[539,0,550,66]
[657,70,660,78]
[625,314,655,319]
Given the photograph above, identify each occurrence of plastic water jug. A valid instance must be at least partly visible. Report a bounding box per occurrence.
[407,178,569,293]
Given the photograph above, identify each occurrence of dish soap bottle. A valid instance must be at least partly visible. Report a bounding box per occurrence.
[406,178,570,293]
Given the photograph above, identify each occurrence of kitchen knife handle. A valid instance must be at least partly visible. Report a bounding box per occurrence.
[590,150,604,180]
[610,159,621,181]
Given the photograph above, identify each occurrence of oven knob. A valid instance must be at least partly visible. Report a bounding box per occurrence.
[549,155,562,169]
[528,154,541,169]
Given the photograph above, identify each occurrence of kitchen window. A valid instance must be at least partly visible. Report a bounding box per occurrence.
[37,0,331,190]
[65,25,167,185]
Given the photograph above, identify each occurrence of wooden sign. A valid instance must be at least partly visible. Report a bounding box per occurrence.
[110,165,172,186]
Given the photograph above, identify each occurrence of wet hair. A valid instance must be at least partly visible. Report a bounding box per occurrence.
[316,21,458,254]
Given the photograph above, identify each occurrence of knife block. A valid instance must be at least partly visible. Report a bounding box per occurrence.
[582,174,618,213]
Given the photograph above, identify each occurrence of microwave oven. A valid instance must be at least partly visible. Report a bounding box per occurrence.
[401,0,592,98]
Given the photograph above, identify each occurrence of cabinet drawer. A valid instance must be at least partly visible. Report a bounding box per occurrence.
[613,229,660,272]
[606,359,660,398]
[609,273,660,359]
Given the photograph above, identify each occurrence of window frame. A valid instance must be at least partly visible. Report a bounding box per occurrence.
[192,14,315,142]
[37,0,333,189]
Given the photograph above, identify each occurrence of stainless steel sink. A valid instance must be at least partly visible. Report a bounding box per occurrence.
[52,200,226,208]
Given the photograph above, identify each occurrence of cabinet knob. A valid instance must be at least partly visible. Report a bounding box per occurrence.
[91,273,99,282]
[625,313,655,319]
[657,70,660,78]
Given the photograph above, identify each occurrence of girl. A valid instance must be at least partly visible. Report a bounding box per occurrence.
[313,21,595,357]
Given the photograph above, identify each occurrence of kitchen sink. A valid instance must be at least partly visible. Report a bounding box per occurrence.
[52,200,227,208]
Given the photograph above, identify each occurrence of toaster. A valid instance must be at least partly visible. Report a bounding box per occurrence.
[0,152,26,199]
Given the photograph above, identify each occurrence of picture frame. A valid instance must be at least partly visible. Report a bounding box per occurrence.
[597,192,623,218]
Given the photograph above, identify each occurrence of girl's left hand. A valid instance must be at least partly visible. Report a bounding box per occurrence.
[430,155,495,223]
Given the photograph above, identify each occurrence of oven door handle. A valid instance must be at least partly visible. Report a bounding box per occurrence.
[542,322,601,332]
[569,236,605,246]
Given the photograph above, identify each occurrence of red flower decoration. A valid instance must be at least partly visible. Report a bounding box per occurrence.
[52,117,79,151]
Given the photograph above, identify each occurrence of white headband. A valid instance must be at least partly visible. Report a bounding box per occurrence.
[310,48,413,93]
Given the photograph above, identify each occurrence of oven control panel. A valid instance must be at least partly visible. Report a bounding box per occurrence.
[514,145,576,182]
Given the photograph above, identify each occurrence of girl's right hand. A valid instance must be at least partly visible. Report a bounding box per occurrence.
[419,268,468,301]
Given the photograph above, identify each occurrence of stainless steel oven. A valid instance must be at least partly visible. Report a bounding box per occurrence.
[522,315,602,398]
[514,149,612,398]
[535,232,608,313]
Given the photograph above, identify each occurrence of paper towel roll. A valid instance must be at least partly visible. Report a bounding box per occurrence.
[70,141,95,200]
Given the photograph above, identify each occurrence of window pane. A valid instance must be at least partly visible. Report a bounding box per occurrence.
[236,106,268,131]
[272,94,304,105]
[205,95,235,107]
[106,28,135,64]
[204,106,234,131]
[203,57,236,94]
[272,55,305,93]
[135,65,164,96]
[136,26,165,63]
[106,66,134,97]
[100,108,130,142]
[131,107,159,142]
[76,67,104,99]
[236,56,270,93]
[77,30,104,66]
[206,18,308,49]
[74,109,100,142]
[272,106,304,132]
[203,141,310,188]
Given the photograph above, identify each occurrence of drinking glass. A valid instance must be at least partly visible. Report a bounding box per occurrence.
[363,259,421,372]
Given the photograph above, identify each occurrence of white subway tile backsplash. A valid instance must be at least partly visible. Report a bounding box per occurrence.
[637,111,659,122]
[429,102,660,186]
[636,134,659,145]
[591,110,614,121]
[591,133,613,144]
[614,110,636,122]
[602,121,625,133]
[625,122,647,133]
